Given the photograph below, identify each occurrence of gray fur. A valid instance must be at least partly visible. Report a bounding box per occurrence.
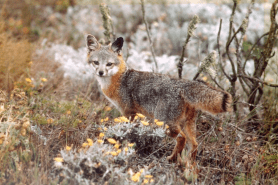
[119,70,229,122]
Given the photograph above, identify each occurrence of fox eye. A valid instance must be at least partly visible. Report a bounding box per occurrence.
[106,62,113,66]
[93,61,99,65]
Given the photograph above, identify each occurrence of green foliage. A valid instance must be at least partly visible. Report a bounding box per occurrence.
[261,87,278,143]
[250,145,278,184]
[55,0,71,13]
[30,95,97,127]
[234,173,252,185]
[242,41,263,59]
[0,89,33,183]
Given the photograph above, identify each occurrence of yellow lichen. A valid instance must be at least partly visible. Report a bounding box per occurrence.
[141,121,149,126]
[54,157,64,162]
[131,172,141,182]
[110,151,118,156]
[156,121,164,126]
[136,113,145,118]
[97,139,104,144]
[114,118,121,123]
[128,143,135,147]
[120,116,129,122]
[66,145,72,151]
[87,138,93,146]
[99,133,105,138]
[107,138,117,144]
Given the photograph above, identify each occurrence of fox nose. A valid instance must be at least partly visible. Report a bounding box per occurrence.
[99,71,104,76]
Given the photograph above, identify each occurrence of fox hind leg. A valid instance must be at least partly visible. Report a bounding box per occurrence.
[183,107,198,161]
[166,124,187,161]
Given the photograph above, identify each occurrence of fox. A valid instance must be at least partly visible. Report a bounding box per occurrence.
[86,34,232,162]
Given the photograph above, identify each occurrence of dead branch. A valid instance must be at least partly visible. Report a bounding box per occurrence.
[99,3,115,42]
[244,32,269,69]
[178,15,199,79]
[193,51,216,80]
[247,0,278,113]
[225,0,238,79]
[217,19,231,82]
[238,75,278,88]
[140,0,158,72]
[236,0,255,95]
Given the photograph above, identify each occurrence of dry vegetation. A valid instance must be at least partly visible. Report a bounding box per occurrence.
[0,0,278,184]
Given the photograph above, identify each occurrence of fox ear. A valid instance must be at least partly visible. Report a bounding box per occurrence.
[86,34,100,52]
[111,37,124,53]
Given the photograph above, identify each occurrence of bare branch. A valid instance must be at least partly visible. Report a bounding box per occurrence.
[255,0,278,78]
[217,19,231,81]
[235,0,255,96]
[243,32,269,69]
[193,51,216,80]
[208,73,224,91]
[140,0,158,72]
[178,15,200,79]
[225,1,238,81]
[238,75,278,87]
[227,1,238,43]
[254,85,263,106]
[99,3,115,42]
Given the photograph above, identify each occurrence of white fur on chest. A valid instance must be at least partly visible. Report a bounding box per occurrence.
[96,76,111,90]
[96,76,122,112]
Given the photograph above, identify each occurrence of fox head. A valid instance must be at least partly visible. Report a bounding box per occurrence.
[86,35,125,77]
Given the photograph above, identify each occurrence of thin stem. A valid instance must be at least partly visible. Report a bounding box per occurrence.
[225,1,238,81]
[217,19,231,81]
[238,75,278,88]
[140,0,158,72]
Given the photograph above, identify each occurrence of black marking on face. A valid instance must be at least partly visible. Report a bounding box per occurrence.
[106,62,113,67]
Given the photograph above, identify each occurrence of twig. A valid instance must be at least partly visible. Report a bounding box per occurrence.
[193,51,216,80]
[238,75,278,87]
[255,0,278,77]
[143,138,176,161]
[199,166,243,173]
[225,1,238,80]
[244,32,269,69]
[227,122,244,132]
[224,2,239,112]
[208,73,224,91]
[99,3,115,42]
[178,15,200,79]
[217,19,231,81]
[140,0,158,72]
[236,0,255,94]
[177,42,188,79]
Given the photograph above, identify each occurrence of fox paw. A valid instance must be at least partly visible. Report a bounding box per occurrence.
[166,154,177,162]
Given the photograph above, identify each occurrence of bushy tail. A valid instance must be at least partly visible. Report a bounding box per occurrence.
[182,80,232,114]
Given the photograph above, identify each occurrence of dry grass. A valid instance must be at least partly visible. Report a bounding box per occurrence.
[0,85,277,184]
[0,20,31,94]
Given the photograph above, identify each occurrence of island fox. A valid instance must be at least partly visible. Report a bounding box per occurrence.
[86,35,232,161]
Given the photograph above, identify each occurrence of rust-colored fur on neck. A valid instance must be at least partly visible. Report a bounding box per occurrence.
[101,55,126,110]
